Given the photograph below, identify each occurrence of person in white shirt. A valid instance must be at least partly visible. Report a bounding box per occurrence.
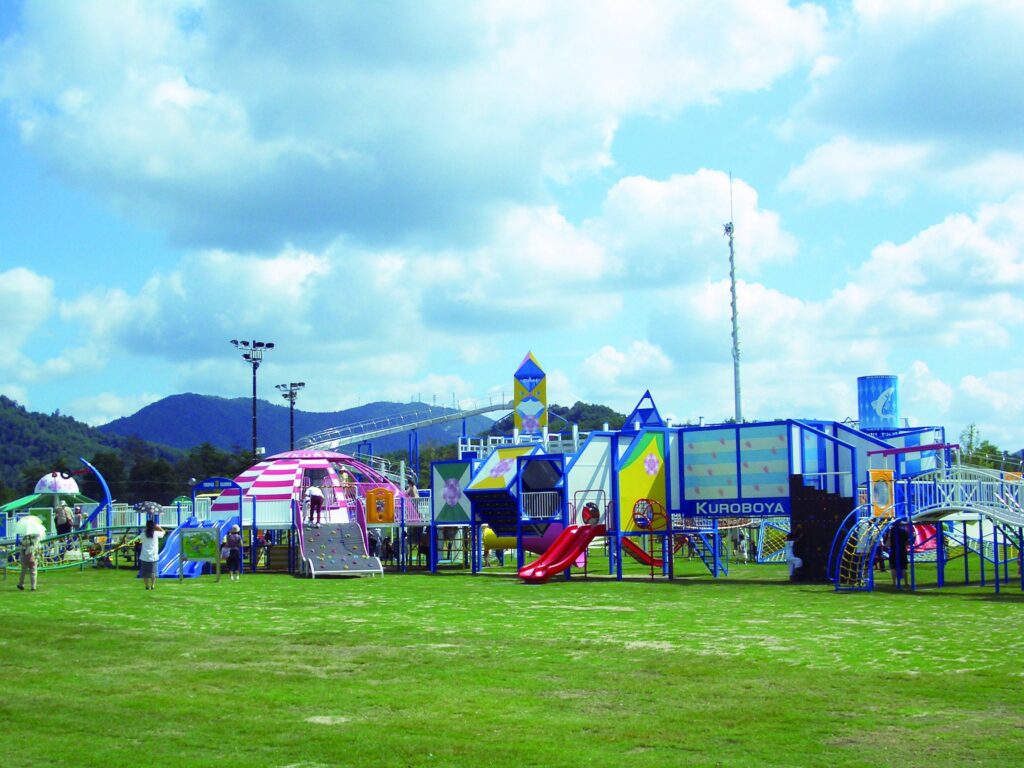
[139,519,164,590]
[304,485,324,526]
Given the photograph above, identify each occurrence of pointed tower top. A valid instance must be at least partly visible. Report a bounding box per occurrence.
[622,390,665,432]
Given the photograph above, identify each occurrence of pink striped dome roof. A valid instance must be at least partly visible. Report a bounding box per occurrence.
[209,450,421,522]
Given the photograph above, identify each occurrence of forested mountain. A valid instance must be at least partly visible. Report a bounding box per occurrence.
[0,393,494,505]
[0,394,623,506]
[97,394,495,454]
[0,395,179,500]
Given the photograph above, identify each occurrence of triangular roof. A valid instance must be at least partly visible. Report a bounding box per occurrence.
[515,351,545,383]
[622,390,665,432]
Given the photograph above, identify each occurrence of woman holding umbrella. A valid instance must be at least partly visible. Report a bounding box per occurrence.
[17,535,40,591]
[14,515,46,591]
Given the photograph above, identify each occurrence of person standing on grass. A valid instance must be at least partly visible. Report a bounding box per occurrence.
[224,524,244,581]
[139,519,164,590]
[17,534,40,591]
[889,520,912,588]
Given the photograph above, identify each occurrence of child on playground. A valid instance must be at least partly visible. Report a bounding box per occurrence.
[304,485,324,527]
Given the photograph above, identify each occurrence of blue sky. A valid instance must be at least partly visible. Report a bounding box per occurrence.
[2,0,1023,450]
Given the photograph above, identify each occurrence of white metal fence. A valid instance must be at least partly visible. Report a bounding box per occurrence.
[521,491,562,520]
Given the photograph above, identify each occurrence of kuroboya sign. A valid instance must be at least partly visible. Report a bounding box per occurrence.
[687,500,790,516]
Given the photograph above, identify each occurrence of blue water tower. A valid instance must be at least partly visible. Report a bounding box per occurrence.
[857,375,900,430]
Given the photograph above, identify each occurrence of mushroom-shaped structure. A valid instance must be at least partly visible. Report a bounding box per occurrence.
[34,472,81,496]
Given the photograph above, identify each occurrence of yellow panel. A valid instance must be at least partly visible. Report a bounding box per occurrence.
[869,469,894,517]
[617,433,667,532]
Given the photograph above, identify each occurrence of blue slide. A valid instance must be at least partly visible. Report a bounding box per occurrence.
[158,517,239,578]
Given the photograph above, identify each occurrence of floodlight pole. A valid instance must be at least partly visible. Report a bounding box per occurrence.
[276,382,306,451]
[724,220,742,424]
[230,339,275,457]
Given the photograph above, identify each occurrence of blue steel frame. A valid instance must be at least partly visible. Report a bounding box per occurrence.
[515,453,568,578]
[429,458,475,574]
[408,430,419,483]
[611,427,674,581]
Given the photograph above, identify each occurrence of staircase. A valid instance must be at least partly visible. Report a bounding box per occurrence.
[791,475,855,583]
[470,491,521,537]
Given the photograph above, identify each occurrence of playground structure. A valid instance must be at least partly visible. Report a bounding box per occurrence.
[0,470,98,538]
[1,458,149,577]
[200,449,425,577]
[5,364,1021,593]
[3,451,427,581]
[417,364,1022,592]
[829,457,1024,593]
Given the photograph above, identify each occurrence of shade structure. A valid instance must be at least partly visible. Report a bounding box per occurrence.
[0,492,97,516]
[34,472,81,495]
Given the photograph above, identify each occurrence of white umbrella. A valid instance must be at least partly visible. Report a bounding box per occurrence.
[14,515,47,537]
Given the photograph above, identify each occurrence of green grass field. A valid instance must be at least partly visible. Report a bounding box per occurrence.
[2,559,1022,768]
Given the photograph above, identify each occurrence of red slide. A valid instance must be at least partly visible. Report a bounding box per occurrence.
[519,524,606,584]
[622,536,663,568]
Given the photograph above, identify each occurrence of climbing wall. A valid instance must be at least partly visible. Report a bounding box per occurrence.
[301,522,383,578]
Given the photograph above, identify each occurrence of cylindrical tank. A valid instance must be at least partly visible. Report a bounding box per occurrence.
[857,375,899,430]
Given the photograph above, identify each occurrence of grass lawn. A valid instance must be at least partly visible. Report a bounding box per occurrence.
[1,559,1022,768]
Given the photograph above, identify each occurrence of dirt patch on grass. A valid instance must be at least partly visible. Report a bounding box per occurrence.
[623,640,678,651]
[304,715,351,725]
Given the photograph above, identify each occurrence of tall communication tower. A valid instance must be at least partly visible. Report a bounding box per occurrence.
[724,176,742,423]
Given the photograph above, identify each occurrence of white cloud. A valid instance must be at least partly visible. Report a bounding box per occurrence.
[69,391,164,426]
[783,138,1024,206]
[958,369,1024,449]
[781,136,931,203]
[799,1,1024,149]
[939,152,1024,198]
[588,169,798,282]
[61,247,334,360]
[0,267,55,359]
[579,341,672,394]
[903,360,954,415]
[0,1,826,249]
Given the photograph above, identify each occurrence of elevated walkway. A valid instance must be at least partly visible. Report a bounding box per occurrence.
[830,465,1024,591]
[297,395,512,452]
[905,466,1024,524]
